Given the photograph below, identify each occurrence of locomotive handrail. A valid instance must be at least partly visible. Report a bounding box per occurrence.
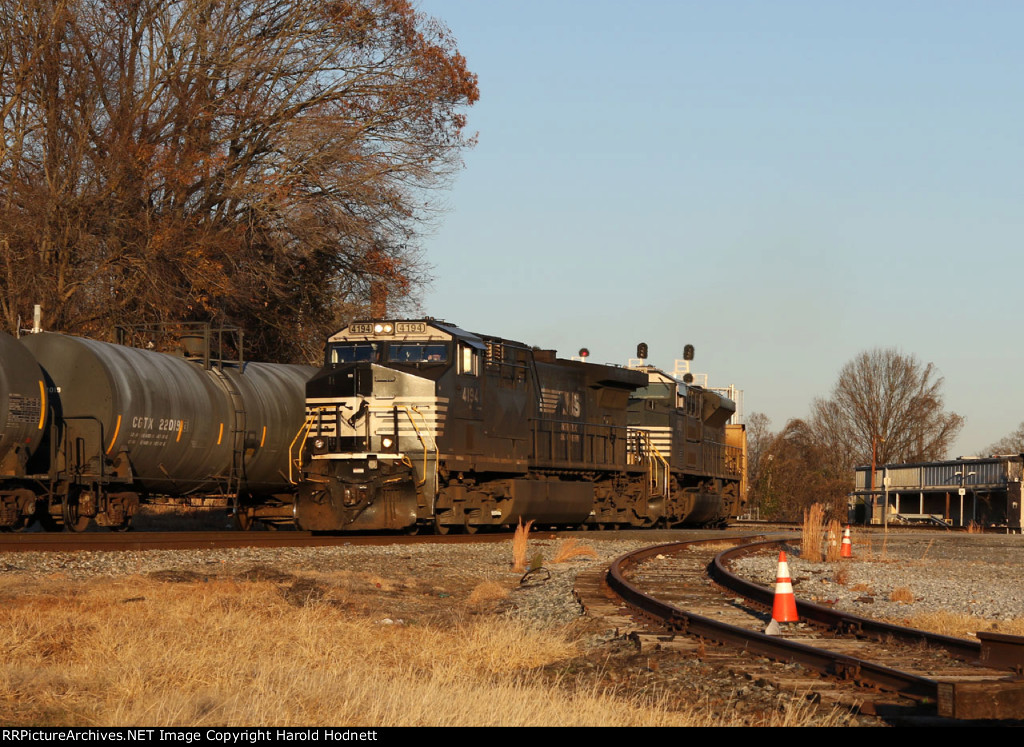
[640,430,672,498]
[347,403,439,487]
[296,403,438,488]
[288,410,327,484]
[403,405,438,488]
[627,428,671,499]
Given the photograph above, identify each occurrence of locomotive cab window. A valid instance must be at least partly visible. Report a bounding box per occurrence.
[329,342,380,366]
[387,342,449,364]
[458,343,479,376]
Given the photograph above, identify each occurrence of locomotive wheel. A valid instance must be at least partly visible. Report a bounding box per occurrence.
[62,494,90,533]
[462,509,480,535]
[432,515,450,535]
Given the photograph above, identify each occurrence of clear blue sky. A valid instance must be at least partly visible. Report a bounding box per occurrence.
[414,0,1024,456]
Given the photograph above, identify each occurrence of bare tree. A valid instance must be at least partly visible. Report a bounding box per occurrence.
[0,0,478,360]
[810,348,964,469]
[985,423,1024,455]
[751,350,962,520]
[744,411,773,511]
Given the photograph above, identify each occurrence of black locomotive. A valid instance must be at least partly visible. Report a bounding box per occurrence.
[295,319,745,533]
[0,328,314,531]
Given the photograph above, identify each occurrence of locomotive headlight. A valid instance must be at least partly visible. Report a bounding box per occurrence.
[373,323,394,335]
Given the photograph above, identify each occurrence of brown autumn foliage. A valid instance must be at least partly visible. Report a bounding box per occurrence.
[752,418,850,521]
[0,0,478,361]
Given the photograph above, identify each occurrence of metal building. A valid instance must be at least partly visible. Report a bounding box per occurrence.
[851,456,1024,531]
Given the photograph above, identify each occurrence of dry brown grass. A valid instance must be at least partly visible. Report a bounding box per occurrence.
[0,574,846,727]
[511,518,534,572]
[467,581,510,607]
[801,503,825,562]
[889,586,915,604]
[551,539,598,564]
[850,583,874,594]
[966,521,983,534]
[833,567,849,586]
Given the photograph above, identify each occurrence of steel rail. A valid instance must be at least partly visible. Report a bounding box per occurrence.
[605,537,1024,719]
[709,539,983,662]
[0,529,512,553]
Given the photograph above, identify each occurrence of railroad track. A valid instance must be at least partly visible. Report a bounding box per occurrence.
[575,536,1024,723]
[0,529,510,553]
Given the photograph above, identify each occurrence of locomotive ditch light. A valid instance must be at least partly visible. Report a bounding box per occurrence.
[312,437,327,454]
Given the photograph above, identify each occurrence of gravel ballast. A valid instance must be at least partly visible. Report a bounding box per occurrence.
[3,530,1022,627]
[3,529,1022,726]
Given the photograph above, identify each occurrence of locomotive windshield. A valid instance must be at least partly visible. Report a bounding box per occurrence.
[388,342,449,364]
[329,342,381,365]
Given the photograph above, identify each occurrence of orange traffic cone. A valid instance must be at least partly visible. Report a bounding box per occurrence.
[840,525,853,559]
[772,551,799,623]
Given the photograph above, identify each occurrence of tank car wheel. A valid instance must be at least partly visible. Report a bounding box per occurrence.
[1,515,34,532]
[61,495,90,533]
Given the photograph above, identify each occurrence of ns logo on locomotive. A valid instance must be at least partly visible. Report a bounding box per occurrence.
[293,319,745,533]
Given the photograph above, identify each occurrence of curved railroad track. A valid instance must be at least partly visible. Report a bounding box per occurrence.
[576,536,1024,723]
